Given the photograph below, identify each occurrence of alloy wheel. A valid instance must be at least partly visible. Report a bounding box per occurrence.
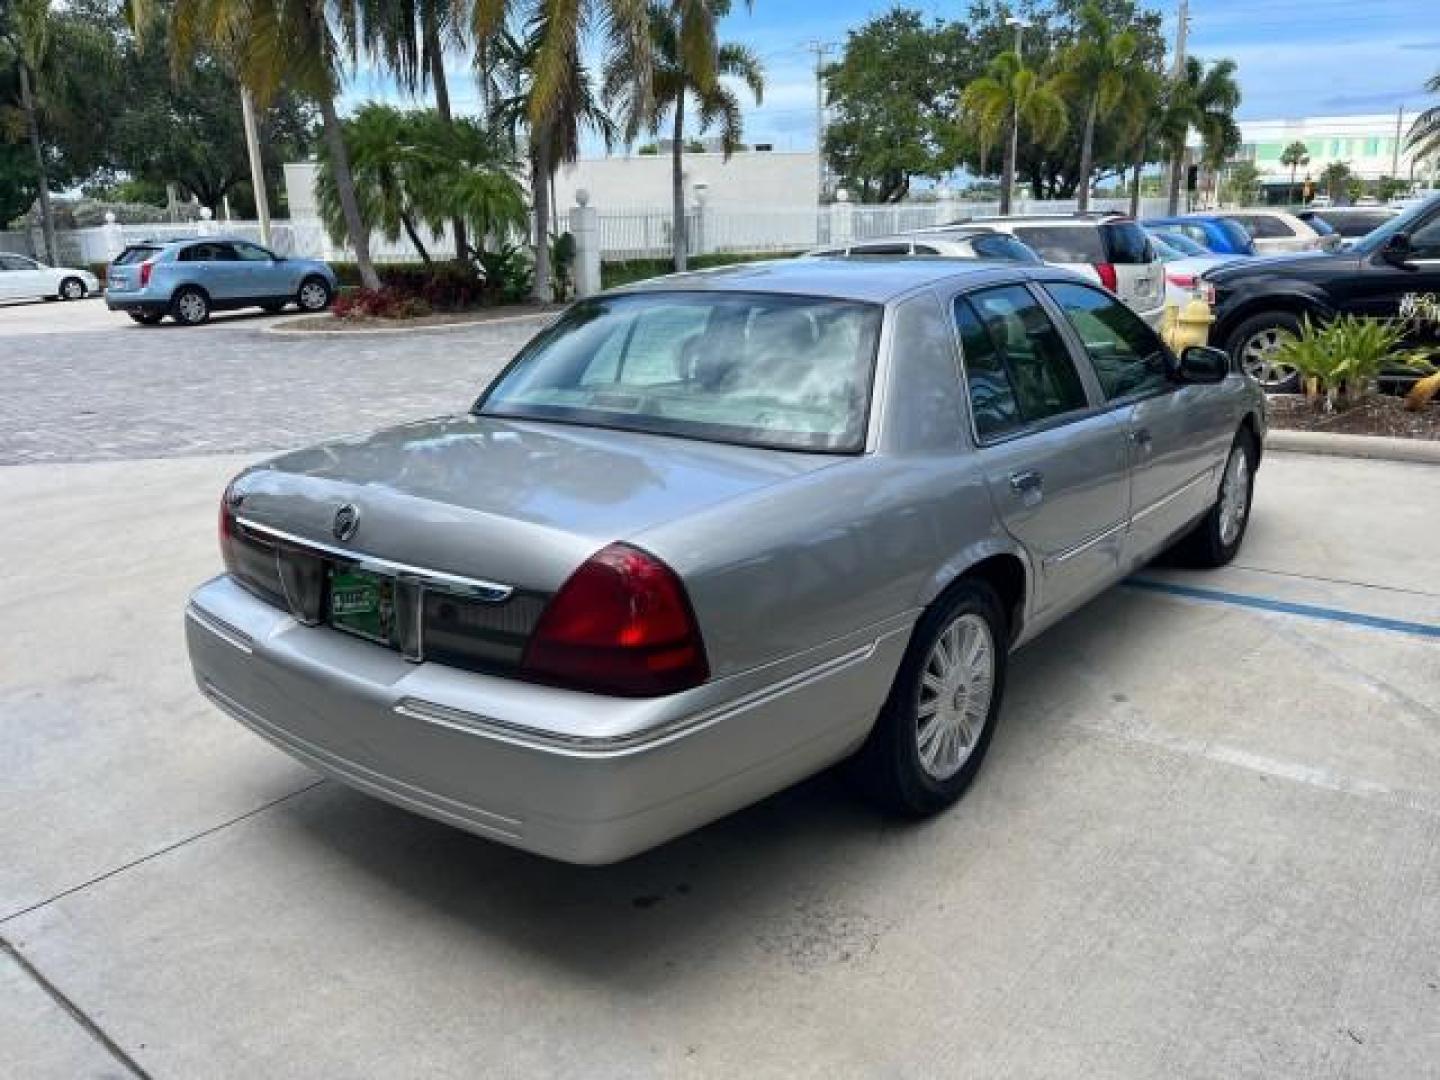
[177,292,207,324]
[62,279,85,300]
[1218,446,1251,546]
[916,613,995,781]
[299,281,329,311]
[1240,328,1298,388]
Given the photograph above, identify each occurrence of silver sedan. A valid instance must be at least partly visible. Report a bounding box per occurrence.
[186,259,1266,864]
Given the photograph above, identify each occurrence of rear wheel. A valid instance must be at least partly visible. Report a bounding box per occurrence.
[857,580,1007,816]
[1226,311,1303,392]
[171,287,210,326]
[1174,430,1257,568]
[297,276,332,312]
[128,311,164,325]
[59,277,87,301]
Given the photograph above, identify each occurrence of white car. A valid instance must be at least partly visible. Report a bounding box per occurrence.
[1213,211,1327,254]
[804,227,1044,264]
[1146,230,1238,309]
[936,214,1167,327]
[0,253,99,302]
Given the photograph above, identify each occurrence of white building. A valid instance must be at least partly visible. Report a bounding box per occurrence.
[1228,113,1437,188]
[551,149,819,210]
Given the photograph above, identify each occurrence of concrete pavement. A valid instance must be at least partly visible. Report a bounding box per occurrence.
[3,450,1438,1079]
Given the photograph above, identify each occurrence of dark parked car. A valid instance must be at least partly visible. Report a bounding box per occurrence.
[1207,196,1440,390]
[1297,206,1401,240]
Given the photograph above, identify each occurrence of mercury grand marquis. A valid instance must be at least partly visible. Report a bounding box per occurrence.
[185,259,1266,864]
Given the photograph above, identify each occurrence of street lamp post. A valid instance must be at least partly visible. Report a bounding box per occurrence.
[1002,16,1028,215]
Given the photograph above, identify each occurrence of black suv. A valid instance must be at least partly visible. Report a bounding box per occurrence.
[1207,195,1440,390]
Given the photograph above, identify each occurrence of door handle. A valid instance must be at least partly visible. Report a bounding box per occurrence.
[1129,427,1153,449]
[1009,469,1043,495]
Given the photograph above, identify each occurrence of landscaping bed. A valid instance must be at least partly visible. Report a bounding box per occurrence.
[1267,393,1440,440]
[279,303,560,332]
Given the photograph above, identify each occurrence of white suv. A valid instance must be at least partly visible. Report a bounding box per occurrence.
[1214,210,1328,254]
[925,214,1167,327]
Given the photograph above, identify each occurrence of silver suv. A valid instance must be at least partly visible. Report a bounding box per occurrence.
[105,237,338,326]
[923,214,1166,327]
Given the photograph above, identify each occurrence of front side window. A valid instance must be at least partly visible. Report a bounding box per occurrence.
[1046,282,1172,400]
[233,242,275,262]
[956,285,1089,432]
[479,292,883,452]
[0,254,32,271]
[1409,216,1440,259]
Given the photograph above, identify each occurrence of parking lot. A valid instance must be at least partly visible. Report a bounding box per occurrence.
[3,304,1439,1078]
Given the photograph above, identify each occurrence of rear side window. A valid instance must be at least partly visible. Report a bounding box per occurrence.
[1216,219,1256,251]
[972,234,1043,264]
[1228,215,1294,239]
[1012,226,1106,265]
[956,285,1089,434]
[850,242,911,255]
[1100,220,1154,264]
[114,245,158,265]
[954,300,1023,437]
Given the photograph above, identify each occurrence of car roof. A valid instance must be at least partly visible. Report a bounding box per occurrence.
[608,257,1062,304]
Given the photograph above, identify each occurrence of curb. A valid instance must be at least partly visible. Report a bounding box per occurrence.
[1266,428,1440,465]
[263,310,556,337]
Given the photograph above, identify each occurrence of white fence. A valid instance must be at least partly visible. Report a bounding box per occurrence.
[5,195,1177,268]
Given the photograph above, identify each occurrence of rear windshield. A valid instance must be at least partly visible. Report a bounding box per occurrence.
[114,245,159,265]
[1099,220,1154,263]
[478,291,884,453]
[1012,226,1106,264]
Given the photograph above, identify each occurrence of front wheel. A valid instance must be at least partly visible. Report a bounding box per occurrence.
[857,581,1007,816]
[1175,431,1257,568]
[1226,312,1303,392]
[59,277,87,301]
[296,276,332,312]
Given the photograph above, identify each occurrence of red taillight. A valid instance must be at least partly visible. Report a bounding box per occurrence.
[1096,262,1118,292]
[522,543,709,697]
[219,484,238,573]
[1166,271,1197,288]
[140,259,155,287]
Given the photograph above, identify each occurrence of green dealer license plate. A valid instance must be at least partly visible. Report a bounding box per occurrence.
[329,567,397,646]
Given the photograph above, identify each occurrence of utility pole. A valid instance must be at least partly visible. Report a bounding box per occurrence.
[807,41,836,204]
[1165,0,1191,214]
[241,87,272,247]
[1002,16,1027,215]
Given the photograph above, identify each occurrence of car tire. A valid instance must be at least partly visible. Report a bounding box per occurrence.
[856,579,1008,817]
[128,311,165,326]
[296,276,332,312]
[58,277,88,300]
[1174,429,1257,568]
[1225,311,1304,392]
[171,287,210,326]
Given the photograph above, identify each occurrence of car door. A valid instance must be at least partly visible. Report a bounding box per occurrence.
[0,254,48,298]
[1042,281,1232,565]
[230,241,283,300]
[179,242,242,299]
[0,254,24,299]
[952,283,1131,616]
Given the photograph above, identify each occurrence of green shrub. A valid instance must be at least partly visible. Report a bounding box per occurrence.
[1271,315,1409,409]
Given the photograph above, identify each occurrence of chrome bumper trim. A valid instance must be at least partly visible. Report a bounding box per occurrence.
[185,603,254,654]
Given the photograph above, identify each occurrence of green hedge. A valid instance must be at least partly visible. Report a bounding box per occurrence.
[601,251,803,290]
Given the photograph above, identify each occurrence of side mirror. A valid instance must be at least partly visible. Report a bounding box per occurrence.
[1178,345,1229,383]
[1383,232,1413,265]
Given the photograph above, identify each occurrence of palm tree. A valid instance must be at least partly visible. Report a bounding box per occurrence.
[158,0,382,288]
[1163,56,1241,215]
[490,18,616,300]
[1053,2,1138,212]
[960,50,1068,214]
[1280,140,1309,206]
[2,0,60,262]
[603,2,763,271]
[1406,71,1440,163]
[1120,64,1165,217]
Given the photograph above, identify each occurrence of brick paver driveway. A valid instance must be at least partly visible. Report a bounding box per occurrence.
[0,311,549,465]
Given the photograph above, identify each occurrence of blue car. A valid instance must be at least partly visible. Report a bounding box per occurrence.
[1141,215,1257,257]
[105,237,337,326]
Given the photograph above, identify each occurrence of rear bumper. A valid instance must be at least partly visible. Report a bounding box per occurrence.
[105,294,166,314]
[185,575,907,864]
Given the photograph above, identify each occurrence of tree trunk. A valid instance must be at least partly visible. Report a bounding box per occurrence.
[318,93,380,289]
[531,139,552,302]
[424,16,469,263]
[671,96,687,272]
[18,64,56,265]
[1129,138,1146,217]
[1076,96,1099,212]
[999,111,1017,215]
[1166,145,1185,215]
[402,214,432,264]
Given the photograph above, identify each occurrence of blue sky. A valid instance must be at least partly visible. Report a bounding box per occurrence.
[342,0,1440,152]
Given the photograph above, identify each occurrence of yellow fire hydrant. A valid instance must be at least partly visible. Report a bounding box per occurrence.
[1160,291,1215,353]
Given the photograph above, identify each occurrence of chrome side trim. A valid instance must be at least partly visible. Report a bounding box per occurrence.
[1044,519,1128,569]
[394,636,892,758]
[186,603,254,654]
[1130,469,1213,524]
[234,516,515,603]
